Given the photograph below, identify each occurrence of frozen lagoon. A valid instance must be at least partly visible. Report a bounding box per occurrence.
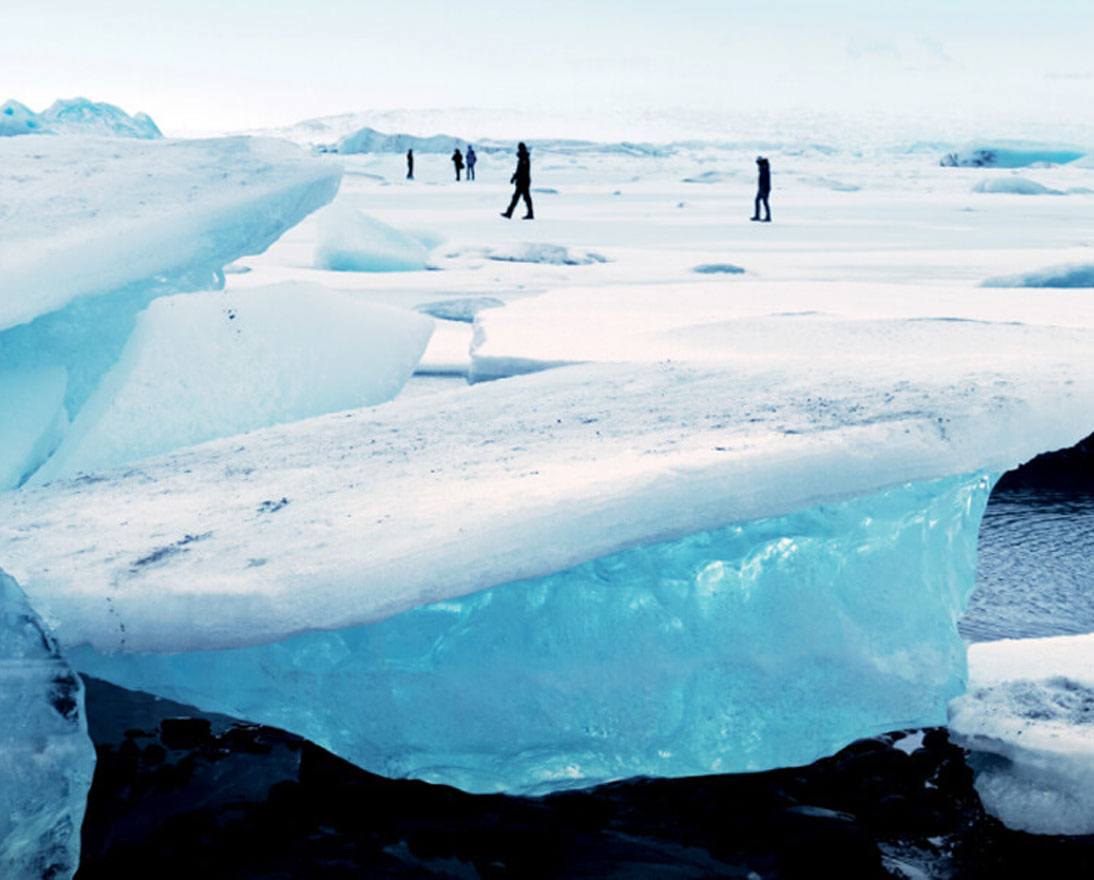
[3,121,1094,860]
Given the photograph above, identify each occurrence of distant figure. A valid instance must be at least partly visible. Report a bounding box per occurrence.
[501,142,533,219]
[452,148,464,181]
[751,156,771,222]
[466,145,477,181]
[406,149,414,180]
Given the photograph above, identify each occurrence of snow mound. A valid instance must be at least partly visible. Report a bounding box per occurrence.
[315,203,430,272]
[415,296,505,323]
[982,263,1094,289]
[486,243,607,266]
[941,145,1085,168]
[949,634,1094,835]
[693,263,746,275]
[0,97,161,139]
[32,285,432,481]
[1,569,94,880]
[972,177,1063,195]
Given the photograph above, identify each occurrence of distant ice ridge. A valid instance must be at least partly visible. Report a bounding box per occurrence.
[940,143,1085,168]
[982,263,1094,288]
[70,472,992,794]
[949,634,1094,835]
[0,136,344,488]
[0,569,94,880]
[0,97,161,139]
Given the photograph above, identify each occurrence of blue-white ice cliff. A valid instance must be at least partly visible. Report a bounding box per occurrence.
[0,569,94,880]
[0,97,161,138]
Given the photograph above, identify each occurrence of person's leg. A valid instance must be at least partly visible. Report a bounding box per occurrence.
[521,187,534,218]
[502,188,520,217]
[752,193,761,220]
[761,193,771,221]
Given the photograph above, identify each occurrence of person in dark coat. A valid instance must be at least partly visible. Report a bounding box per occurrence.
[452,148,464,181]
[500,142,533,219]
[406,149,414,180]
[466,145,476,181]
[751,156,771,222]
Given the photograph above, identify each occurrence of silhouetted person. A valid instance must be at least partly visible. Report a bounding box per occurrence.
[501,142,533,219]
[466,145,476,181]
[406,149,414,180]
[751,156,771,222]
[452,148,464,181]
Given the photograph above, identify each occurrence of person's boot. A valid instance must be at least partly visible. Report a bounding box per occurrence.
[750,215,760,221]
[522,213,534,220]
[762,215,771,222]
[500,212,512,218]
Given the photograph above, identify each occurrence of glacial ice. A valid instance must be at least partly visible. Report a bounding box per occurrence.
[0,368,68,489]
[0,136,343,487]
[0,97,161,139]
[314,202,430,271]
[68,473,993,793]
[0,569,95,880]
[948,634,1094,835]
[941,145,1085,168]
[32,285,433,481]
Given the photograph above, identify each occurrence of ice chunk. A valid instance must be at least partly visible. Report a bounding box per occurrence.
[971,177,1063,195]
[948,634,1094,834]
[0,100,46,136]
[0,569,95,879]
[70,473,992,794]
[982,263,1094,289]
[693,263,746,275]
[32,285,432,481]
[486,243,607,266]
[941,145,1085,168]
[314,203,429,271]
[415,296,505,323]
[0,368,68,489]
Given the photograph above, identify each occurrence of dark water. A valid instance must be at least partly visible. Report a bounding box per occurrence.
[961,487,1094,643]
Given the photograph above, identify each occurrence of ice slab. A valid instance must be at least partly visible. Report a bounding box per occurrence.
[314,203,429,272]
[0,368,68,489]
[0,569,94,880]
[949,634,1094,835]
[982,263,1094,289]
[972,177,1063,195]
[31,284,433,481]
[469,281,1094,382]
[70,472,992,794]
[0,135,343,332]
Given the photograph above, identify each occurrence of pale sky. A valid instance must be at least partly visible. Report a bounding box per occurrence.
[3,0,1092,135]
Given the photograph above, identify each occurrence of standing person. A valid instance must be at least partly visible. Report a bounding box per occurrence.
[406,149,414,180]
[751,156,771,222]
[452,147,464,181]
[500,142,533,219]
[466,145,477,181]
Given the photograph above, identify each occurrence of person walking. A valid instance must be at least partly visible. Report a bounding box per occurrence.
[452,147,464,182]
[406,149,414,180]
[751,156,771,222]
[500,142,533,219]
[466,145,477,181]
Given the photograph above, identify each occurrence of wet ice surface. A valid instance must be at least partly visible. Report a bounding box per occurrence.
[963,487,1094,642]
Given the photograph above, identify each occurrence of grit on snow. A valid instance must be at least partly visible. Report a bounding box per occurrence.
[4,126,1094,813]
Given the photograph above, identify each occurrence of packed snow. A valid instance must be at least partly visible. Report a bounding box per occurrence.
[949,634,1094,835]
[0,569,94,880]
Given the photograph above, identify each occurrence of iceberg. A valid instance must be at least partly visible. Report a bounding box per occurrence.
[0,136,343,487]
[5,283,1094,793]
[314,202,430,272]
[940,144,1085,168]
[0,569,95,880]
[972,177,1063,195]
[0,97,161,139]
[948,634,1094,835]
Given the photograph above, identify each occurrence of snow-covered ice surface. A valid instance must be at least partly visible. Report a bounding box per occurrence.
[0,569,94,880]
[4,123,1094,796]
[949,634,1094,835]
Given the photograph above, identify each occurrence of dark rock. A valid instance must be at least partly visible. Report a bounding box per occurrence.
[160,717,212,750]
